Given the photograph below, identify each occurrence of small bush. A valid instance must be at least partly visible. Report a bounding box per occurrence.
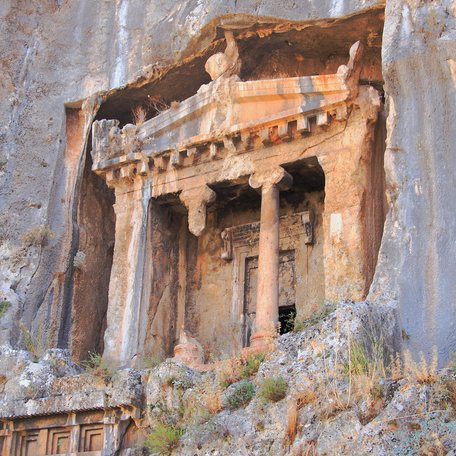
[218,356,243,388]
[345,341,370,376]
[295,387,317,409]
[293,302,336,332]
[219,353,266,388]
[141,354,162,369]
[226,381,255,410]
[144,422,183,455]
[0,300,11,319]
[203,383,223,415]
[240,353,265,379]
[258,377,288,403]
[83,352,115,381]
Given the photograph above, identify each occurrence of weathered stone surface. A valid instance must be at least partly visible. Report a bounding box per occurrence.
[1,0,456,453]
[0,347,143,419]
[0,0,384,351]
[2,302,455,455]
[370,0,456,364]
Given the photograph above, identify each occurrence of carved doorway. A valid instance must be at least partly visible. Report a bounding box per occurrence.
[243,250,296,346]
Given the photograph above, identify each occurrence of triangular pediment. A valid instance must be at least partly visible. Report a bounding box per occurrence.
[92,41,363,172]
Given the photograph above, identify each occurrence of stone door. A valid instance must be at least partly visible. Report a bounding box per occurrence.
[243,250,296,346]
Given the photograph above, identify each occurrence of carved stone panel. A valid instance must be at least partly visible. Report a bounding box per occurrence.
[18,431,39,456]
[79,424,103,452]
[221,211,313,261]
[47,427,71,454]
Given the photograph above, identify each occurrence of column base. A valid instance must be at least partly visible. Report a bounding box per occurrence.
[248,331,277,352]
[173,342,204,368]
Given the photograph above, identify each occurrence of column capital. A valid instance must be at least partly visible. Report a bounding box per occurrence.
[180,185,216,237]
[249,166,293,191]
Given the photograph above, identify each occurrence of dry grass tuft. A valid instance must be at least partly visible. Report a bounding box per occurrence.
[389,352,404,381]
[218,356,243,388]
[218,352,265,388]
[131,105,148,125]
[147,95,170,114]
[403,348,438,384]
[22,225,54,246]
[286,400,299,445]
[295,387,317,409]
[203,382,223,415]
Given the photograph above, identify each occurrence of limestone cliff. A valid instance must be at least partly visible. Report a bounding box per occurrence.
[1,0,456,453]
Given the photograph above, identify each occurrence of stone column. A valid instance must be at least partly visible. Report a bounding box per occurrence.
[103,174,151,366]
[249,167,292,348]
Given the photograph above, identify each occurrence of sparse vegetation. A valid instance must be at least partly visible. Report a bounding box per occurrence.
[201,382,223,415]
[258,377,288,403]
[403,348,438,384]
[430,376,456,413]
[83,352,116,381]
[131,104,148,125]
[144,422,183,455]
[240,353,265,379]
[0,300,11,319]
[141,354,162,369]
[147,94,170,114]
[286,400,298,444]
[19,322,45,359]
[294,387,317,409]
[226,380,255,410]
[218,352,266,388]
[218,356,242,388]
[22,225,54,246]
[293,302,336,332]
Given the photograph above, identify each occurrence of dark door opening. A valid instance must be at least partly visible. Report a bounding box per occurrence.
[279,305,296,334]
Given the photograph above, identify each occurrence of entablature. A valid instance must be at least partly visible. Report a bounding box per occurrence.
[91,41,365,195]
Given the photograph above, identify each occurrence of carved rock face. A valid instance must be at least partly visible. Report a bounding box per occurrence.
[205,53,229,80]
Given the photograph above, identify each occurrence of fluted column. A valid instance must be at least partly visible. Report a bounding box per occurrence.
[249,167,292,348]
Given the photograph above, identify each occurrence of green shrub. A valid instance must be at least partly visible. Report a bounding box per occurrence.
[144,422,183,455]
[19,322,45,360]
[0,300,11,319]
[83,352,115,381]
[141,354,162,369]
[345,341,370,376]
[258,377,288,403]
[240,353,265,379]
[226,381,255,410]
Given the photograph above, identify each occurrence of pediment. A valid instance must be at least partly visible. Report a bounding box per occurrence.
[91,41,363,174]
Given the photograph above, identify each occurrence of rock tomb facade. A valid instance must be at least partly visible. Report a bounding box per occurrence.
[88,36,385,367]
[1,23,387,455]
